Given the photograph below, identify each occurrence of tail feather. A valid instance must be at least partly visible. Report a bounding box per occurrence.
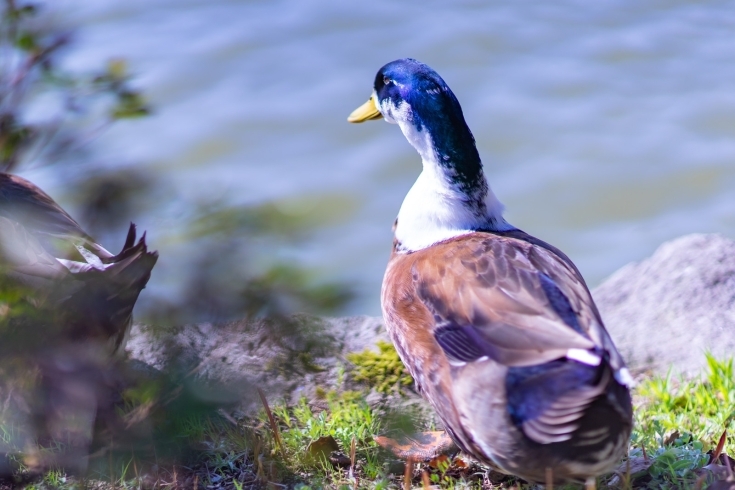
[123,222,137,251]
[100,223,142,264]
[57,223,158,354]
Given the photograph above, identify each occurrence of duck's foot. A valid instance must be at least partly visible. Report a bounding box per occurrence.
[585,477,596,490]
[374,430,457,461]
[545,467,553,490]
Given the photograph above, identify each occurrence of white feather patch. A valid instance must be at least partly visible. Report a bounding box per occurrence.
[378,96,512,252]
[75,244,104,268]
[566,348,602,366]
[614,367,635,387]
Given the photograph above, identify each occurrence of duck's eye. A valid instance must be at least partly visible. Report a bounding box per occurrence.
[383,76,391,85]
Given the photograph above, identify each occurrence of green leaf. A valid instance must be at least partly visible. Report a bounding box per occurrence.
[15,32,36,51]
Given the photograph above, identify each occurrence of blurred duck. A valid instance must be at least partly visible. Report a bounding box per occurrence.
[0,172,157,355]
[348,59,632,484]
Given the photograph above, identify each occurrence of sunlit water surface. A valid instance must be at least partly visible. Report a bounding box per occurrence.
[25,0,735,316]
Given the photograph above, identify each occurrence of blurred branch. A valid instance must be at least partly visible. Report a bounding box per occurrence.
[0,0,149,172]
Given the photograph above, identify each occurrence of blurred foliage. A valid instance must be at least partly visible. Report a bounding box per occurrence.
[0,275,231,481]
[0,0,354,486]
[0,0,149,172]
[74,168,154,233]
[0,0,353,322]
[148,195,355,325]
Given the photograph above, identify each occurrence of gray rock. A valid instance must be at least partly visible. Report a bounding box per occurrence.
[126,315,392,413]
[593,233,735,378]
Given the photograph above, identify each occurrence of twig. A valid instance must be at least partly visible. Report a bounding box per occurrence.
[349,436,357,484]
[218,408,238,426]
[256,454,265,482]
[257,388,285,456]
[713,429,728,463]
[694,474,706,490]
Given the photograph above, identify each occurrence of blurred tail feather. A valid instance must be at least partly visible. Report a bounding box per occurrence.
[60,223,158,354]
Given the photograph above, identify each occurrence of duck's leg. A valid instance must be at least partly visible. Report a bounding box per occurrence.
[545,467,553,490]
[585,477,596,490]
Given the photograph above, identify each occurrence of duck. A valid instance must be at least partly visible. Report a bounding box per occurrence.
[348,58,633,484]
[0,172,158,355]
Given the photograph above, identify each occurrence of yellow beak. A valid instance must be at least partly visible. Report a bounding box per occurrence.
[347,95,383,123]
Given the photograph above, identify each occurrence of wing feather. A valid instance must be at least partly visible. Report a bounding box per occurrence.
[0,173,89,240]
[412,234,598,367]
[0,216,69,280]
[519,370,611,444]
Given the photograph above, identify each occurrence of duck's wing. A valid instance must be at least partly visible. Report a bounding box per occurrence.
[0,216,70,282]
[413,232,609,368]
[407,232,629,444]
[491,228,629,376]
[0,173,114,260]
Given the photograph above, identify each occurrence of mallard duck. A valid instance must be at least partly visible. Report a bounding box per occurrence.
[348,59,632,484]
[0,172,157,355]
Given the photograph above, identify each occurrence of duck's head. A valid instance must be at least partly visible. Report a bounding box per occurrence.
[348,59,479,172]
[348,58,457,123]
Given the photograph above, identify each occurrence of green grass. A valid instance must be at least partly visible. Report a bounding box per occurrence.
[268,390,384,480]
[635,355,735,450]
[264,352,735,490]
[628,353,735,489]
[9,352,735,489]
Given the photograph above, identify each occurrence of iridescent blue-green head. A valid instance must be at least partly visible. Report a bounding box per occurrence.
[349,59,511,252]
[348,58,483,195]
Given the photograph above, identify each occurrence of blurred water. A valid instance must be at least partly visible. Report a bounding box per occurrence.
[24,0,735,316]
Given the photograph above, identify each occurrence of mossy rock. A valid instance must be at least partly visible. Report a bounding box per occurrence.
[347,340,414,393]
